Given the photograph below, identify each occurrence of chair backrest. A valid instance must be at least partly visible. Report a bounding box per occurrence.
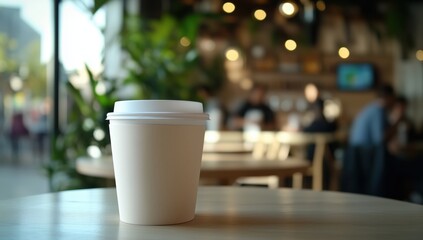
[204,131,260,154]
[276,131,337,190]
[204,130,338,190]
[204,131,254,143]
[204,130,336,159]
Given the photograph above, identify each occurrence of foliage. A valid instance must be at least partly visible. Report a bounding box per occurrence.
[121,14,200,100]
[48,14,203,190]
[47,65,118,191]
[23,40,47,97]
[0,34,46,98]
[0,34,18,76]
[48,3,214,190]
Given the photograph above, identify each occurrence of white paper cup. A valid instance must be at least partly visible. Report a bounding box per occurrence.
[107,100,208,225]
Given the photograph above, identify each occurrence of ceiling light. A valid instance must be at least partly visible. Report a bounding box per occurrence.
[254,9,267,21]
[338,47,350,59]
[222,2,235,13]
[284,39,297,51]
[225,49,240,61]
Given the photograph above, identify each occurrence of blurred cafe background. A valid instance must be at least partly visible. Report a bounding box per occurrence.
[0,0,423,203]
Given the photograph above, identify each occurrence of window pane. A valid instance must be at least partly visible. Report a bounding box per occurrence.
[0,0,51,199]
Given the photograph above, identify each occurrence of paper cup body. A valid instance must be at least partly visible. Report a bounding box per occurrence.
[107,100,207,225]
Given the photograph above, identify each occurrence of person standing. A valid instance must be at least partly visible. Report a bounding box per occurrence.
[343,84,398,197]
[349,85,397,146]
[9,112,29,162]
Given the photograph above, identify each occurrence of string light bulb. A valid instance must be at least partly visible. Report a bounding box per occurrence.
[338,47,350,59]
[254,9,267,21]
[222,2,235,13]
[225,49,240,61]
[284,39,297,51]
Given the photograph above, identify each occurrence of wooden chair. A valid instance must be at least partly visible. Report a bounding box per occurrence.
[273,132,337,191]
[240,131,337,191]
[203,131,339,191]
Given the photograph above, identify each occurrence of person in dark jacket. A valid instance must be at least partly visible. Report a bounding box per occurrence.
[234,84,276,131]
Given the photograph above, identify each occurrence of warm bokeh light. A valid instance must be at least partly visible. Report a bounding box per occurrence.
[279,2,296,16]
[304,83,319,102]
[225,59,244,69]
[225,49,240,61]
[198,38,216,52]
[324,99,341,120]
[222,2,235,13]
[416,50,423,61]
[316,0,326,11]
[240,78,253,90]
[204,131,220,143]
[228,72,243,82]
[254,9,267,21]
[338,47,350,59]
[179,37,191,47]
[284,39,297,51]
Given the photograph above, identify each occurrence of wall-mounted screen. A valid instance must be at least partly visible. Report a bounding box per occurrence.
[337,64,375,91]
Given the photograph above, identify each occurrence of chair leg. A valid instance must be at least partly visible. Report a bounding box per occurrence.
[292,173,303,189]
[312,139,326,191]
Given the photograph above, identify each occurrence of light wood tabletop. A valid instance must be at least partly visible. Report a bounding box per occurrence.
[0,187,422,239]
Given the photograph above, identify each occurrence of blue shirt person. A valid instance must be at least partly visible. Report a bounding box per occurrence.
[349,102,389,146]
[349,85,396,146]
[343,85,397,197]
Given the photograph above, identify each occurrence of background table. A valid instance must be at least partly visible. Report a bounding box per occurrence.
[1,187,422,239]
[76,155,310,187]
[201,153,309,186]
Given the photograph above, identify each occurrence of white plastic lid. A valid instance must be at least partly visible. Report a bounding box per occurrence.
[113,100,203,113]
[106,112,209,120]
[107,100,209,121]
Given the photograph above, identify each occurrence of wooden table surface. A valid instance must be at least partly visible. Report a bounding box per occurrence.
[0,187,422,239]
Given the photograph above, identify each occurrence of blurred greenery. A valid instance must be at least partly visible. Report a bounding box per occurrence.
[52,0,418,190]
[48,6,206,191]
[24,40,47,97]
[121,14,201,100]
[0,34,17,73]
[0,34,46,98]
[48,65,118,191]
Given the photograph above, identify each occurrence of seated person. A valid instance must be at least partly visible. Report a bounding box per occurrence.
[302,99,337,189]
[233,84,276,131]
[388,96,415,155]
[302,98,337,134]
[387,96,423,201]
